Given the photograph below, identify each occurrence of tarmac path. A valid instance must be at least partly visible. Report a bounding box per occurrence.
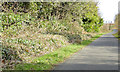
[54,29,119,70]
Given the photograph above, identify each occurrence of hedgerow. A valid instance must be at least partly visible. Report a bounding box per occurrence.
[1,2,104,69]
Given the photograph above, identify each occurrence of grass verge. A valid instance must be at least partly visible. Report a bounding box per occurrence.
[113,32,120,40]
[15,33,106,70]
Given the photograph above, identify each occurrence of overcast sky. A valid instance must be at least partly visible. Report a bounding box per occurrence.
[97,0,120,23]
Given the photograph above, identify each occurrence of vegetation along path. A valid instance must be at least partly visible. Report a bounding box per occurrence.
[54,29,118,70]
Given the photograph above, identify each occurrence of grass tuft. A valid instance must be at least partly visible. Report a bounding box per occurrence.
[113,32,120,40]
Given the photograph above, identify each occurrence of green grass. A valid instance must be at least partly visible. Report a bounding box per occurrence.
[113,32,120,40]
[15,33,105,70]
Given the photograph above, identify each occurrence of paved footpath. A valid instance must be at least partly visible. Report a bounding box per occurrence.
[54,29,119,70]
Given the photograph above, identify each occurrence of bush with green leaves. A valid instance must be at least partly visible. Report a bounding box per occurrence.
[1,1,104,69]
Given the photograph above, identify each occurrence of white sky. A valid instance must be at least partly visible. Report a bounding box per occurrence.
[97,0,120,23]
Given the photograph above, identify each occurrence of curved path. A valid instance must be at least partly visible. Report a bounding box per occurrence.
[54,29,119,70]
